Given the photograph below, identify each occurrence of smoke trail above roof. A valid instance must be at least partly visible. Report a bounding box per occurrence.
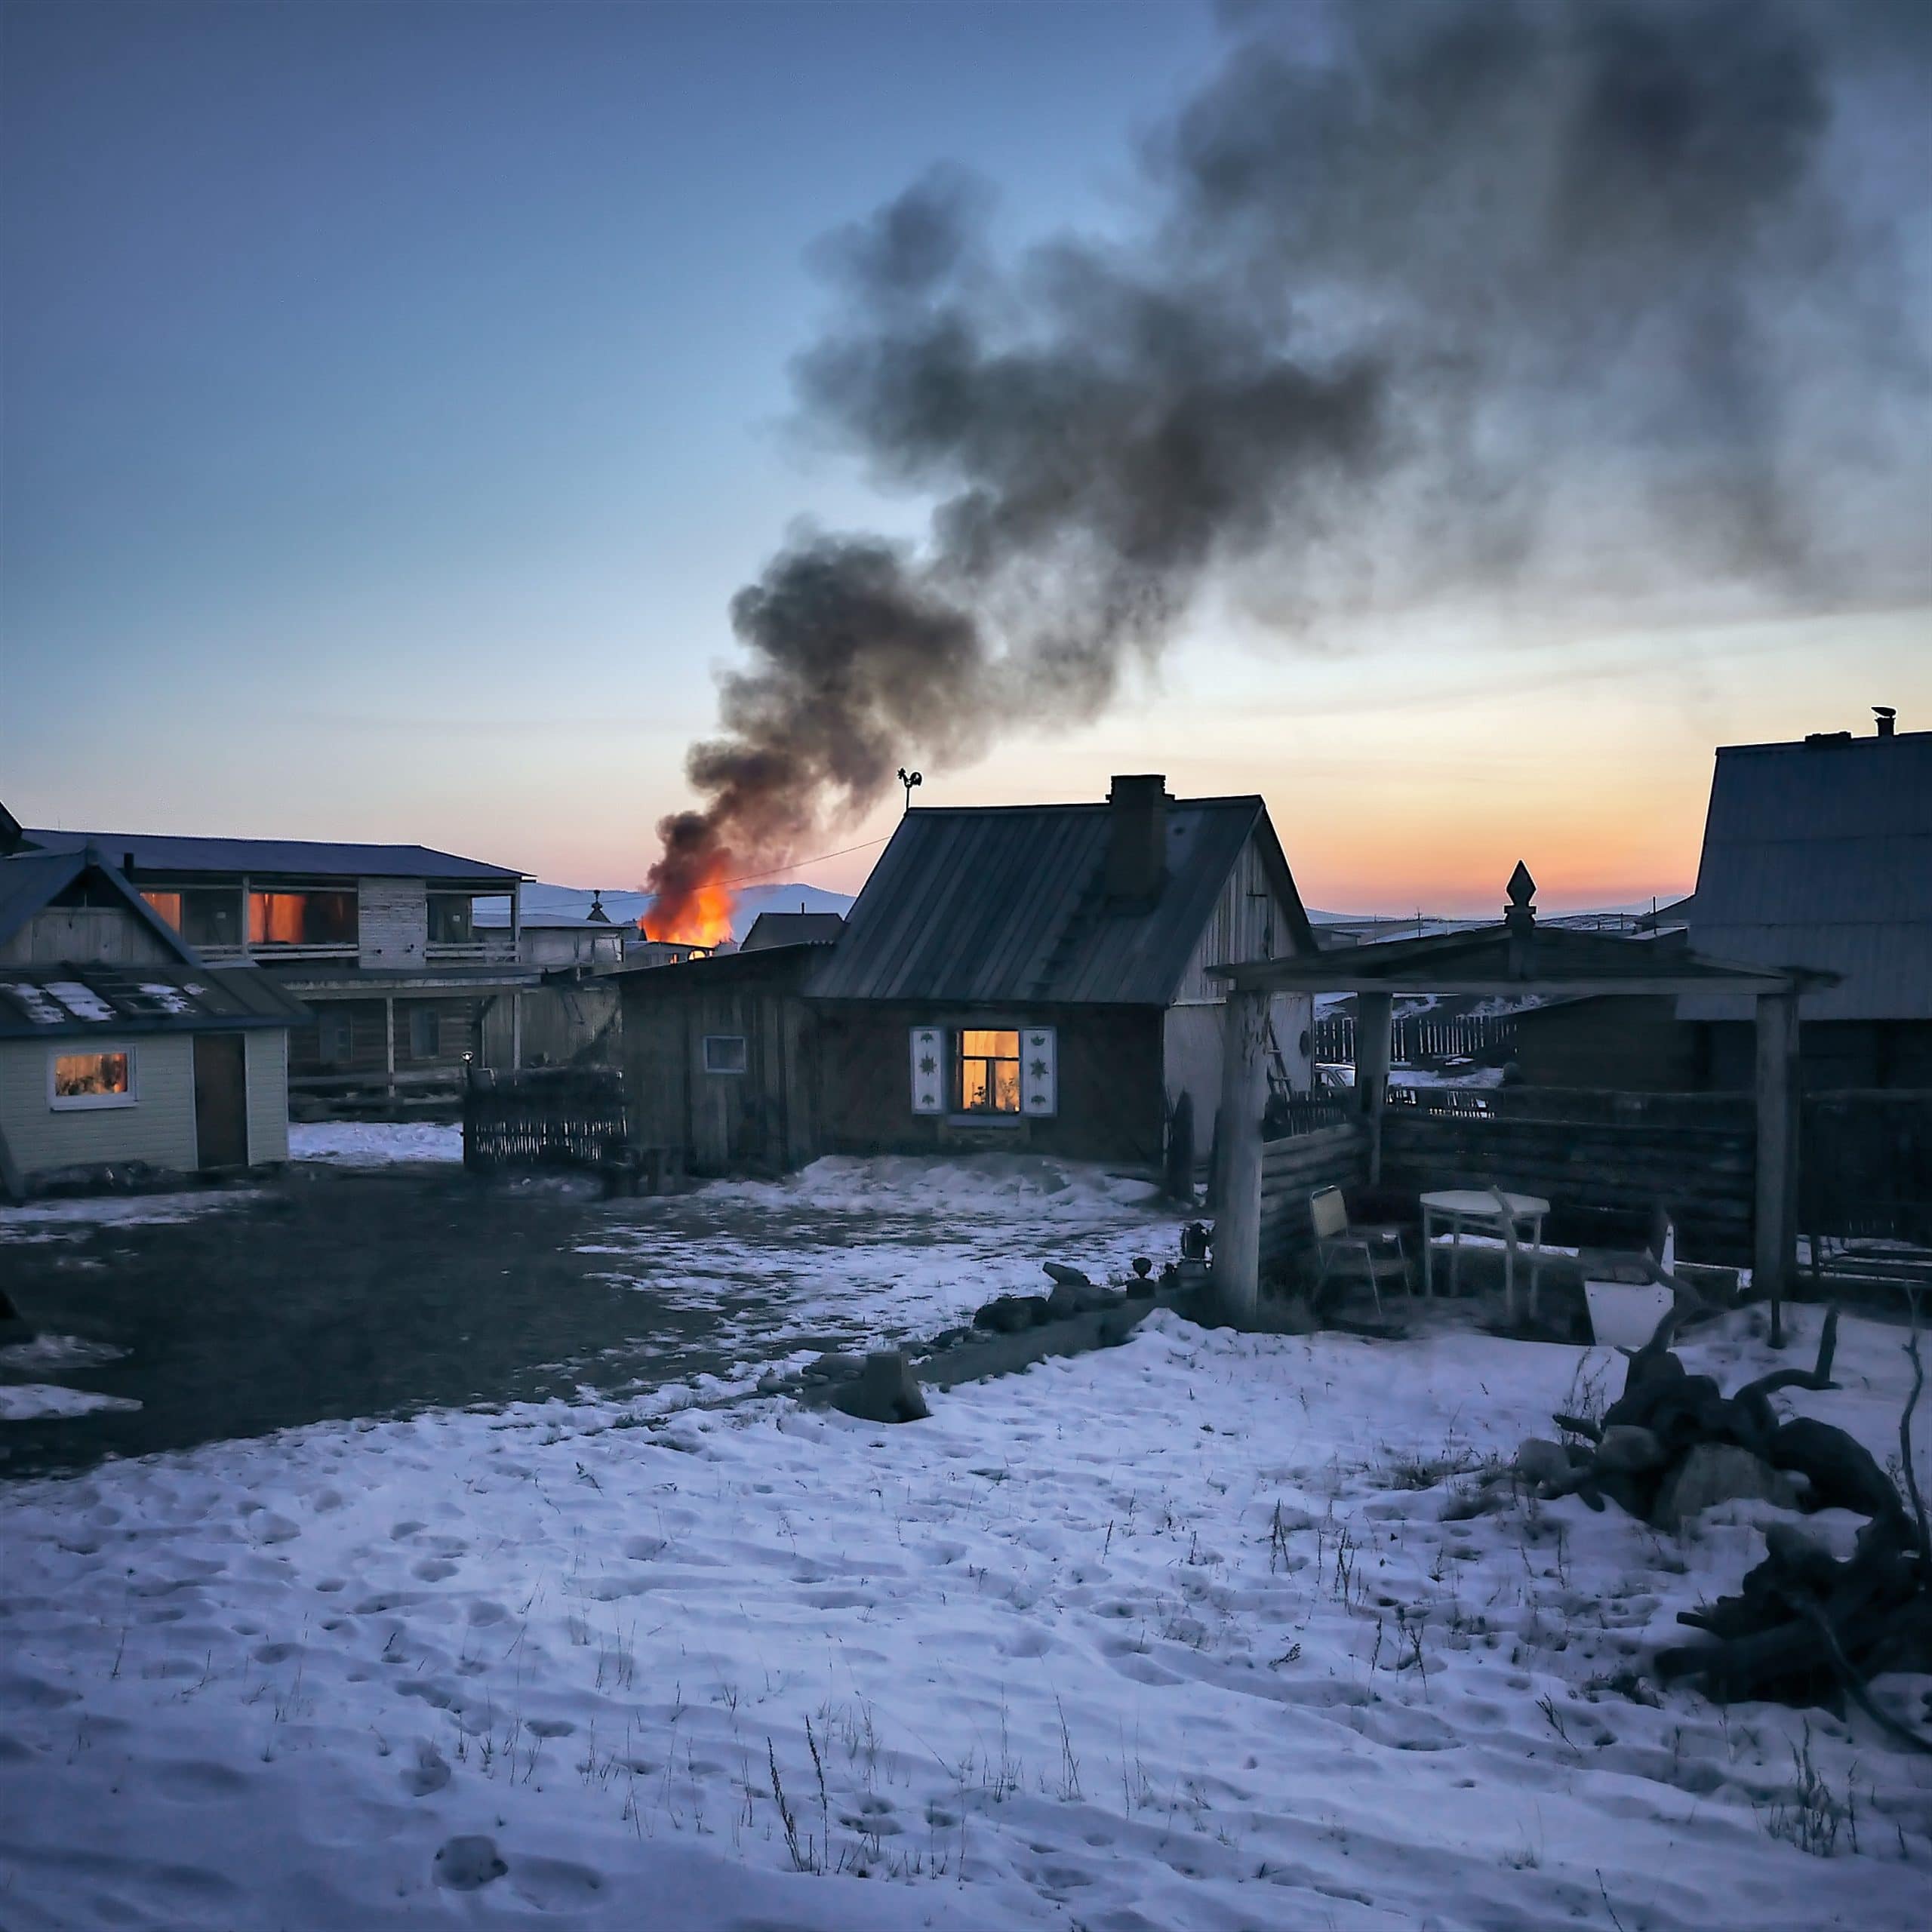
[645,0,1930,930]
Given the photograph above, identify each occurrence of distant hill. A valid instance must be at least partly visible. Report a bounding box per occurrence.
[476,881,854,942]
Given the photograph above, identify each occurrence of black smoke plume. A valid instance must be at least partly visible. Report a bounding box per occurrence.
[647,0,1928,922]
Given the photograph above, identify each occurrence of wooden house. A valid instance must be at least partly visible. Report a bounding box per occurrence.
[15,825,539,1109]
[1515,718,1932,1091]
[0,838,306,1195]
[617,776,1320,1177]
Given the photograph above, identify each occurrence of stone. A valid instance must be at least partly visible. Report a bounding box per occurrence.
[974,1295,1046,1334]
[1515,1439,1574,1491]
[1654,1443,1798,1529]
[801,1352,862,1385]
[1044,1281,1087,1323]
[1594,1425,1666,1475]
[832,1351,930,1425]
[1042,1262,1092,1290]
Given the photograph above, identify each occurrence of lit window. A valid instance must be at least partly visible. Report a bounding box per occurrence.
[248,891,356,946]
[703,1035,747,1075]
[955,1029,1021,1113]
[50,1049,134,1109]
[143,888,241,946]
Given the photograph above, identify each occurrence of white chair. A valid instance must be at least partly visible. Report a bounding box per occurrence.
[1310,1185,1411,1316]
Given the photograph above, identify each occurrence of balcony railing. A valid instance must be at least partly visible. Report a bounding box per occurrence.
[426,940,519,964]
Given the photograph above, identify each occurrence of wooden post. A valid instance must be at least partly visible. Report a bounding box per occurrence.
[1211,986,1270,1321]
[511,991,524,1072]
[509,880,522,964]
[1755,987,1801,1348]
[384,995,397,1100]
[1356,992,1393,1186]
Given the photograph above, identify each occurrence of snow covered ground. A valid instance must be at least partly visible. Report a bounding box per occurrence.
[3,1284,1927,1929]
[0,1190,262,1245]
[289,1121,466,1164]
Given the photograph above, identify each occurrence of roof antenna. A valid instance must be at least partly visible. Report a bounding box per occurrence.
[897,768,923,812]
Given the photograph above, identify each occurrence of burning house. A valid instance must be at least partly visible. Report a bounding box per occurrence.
[617,775,1318,1178]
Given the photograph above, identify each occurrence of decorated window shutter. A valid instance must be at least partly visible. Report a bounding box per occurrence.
[909,1026,944,1114]
[1020,1026,1057,1116]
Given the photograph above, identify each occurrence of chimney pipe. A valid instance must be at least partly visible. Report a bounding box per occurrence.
[1875,706,1897,738]
[1105,774,1169,904]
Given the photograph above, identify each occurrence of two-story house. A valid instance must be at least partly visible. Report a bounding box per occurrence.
[17,826,539,1108]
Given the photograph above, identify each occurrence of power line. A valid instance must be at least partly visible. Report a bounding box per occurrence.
[718,835,891,890]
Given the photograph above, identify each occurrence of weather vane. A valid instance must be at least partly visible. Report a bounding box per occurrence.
[898,768,923,812]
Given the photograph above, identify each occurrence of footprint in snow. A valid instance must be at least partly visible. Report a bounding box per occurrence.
[433,1835,506,1890]
[403,1745,451,1797]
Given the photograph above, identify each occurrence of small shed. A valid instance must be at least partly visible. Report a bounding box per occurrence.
[0,845,306,1195]
[615,944,820,1177]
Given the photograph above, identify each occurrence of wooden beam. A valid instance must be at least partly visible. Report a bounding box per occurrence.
[1754,988,1801,1347]
[1214,968,1794,998]
[1210,987,1269,1321]
[1355,991,1393,1186]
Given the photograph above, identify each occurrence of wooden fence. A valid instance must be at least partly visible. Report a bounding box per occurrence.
[1250,1083,1932,1281]
[1801,1090,1932,1249]
[1380,1089,1755,1261]
[1259,1121,1370,1273]
[1313,1012,1517,1066]
[463,1066,630,1173]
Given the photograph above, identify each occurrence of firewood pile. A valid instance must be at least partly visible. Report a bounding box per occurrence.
[1516,1309,1932,1737]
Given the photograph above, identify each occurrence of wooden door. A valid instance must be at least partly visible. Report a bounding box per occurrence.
[193,1033,250,1169]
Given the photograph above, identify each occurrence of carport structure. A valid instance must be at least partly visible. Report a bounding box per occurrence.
[1210,866,1825,1338]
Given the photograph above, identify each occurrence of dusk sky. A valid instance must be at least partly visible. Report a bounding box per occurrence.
[4,0,1927,915]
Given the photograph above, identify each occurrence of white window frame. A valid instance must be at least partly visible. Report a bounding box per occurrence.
[703,1034,748,1075]
[48,1042,139,1111]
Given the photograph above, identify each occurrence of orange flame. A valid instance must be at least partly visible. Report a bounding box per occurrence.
[643,863,736,947]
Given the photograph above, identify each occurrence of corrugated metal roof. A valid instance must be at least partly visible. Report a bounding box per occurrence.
[0,963,307,1038]
[22,828,523,884]
[806,795,1312,1005]
[1681,731,1932,1021]
[742,912,844,951]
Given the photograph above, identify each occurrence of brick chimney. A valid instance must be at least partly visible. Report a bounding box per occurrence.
[1105,774,1169,903]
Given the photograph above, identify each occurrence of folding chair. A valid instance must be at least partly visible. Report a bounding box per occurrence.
[1310,1184,1411,1316]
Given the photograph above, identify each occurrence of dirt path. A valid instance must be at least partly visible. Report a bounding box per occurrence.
[0,1161,1177,1479]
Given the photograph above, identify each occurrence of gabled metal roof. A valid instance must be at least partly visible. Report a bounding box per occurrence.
[0,848,201,961]
[0,963,307,1038]
[1681,730,1932,1022]
[742,911,845,952]
[21,828,524,885]
[806,795,1313,1006]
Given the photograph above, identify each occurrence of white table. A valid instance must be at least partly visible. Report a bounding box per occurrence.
[1420,1189,1552,1320]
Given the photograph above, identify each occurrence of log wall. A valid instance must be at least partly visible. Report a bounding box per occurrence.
[1380,1100,1755,1262]
[1259,1121,1370,1274]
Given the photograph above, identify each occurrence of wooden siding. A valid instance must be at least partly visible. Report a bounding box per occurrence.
[1380,1102,1756,1263]
[288,995,478,1081]
[815,1002,1166,1166]
[358,878,429,969]
[622,982,817,1175]
[1513,995,1703,1091]
[245,1028,290,1164]
[1171,835,1305,1004]
[0,1034,198,1178]
[1260,1122,1371,1273]
[0,906,177,968]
